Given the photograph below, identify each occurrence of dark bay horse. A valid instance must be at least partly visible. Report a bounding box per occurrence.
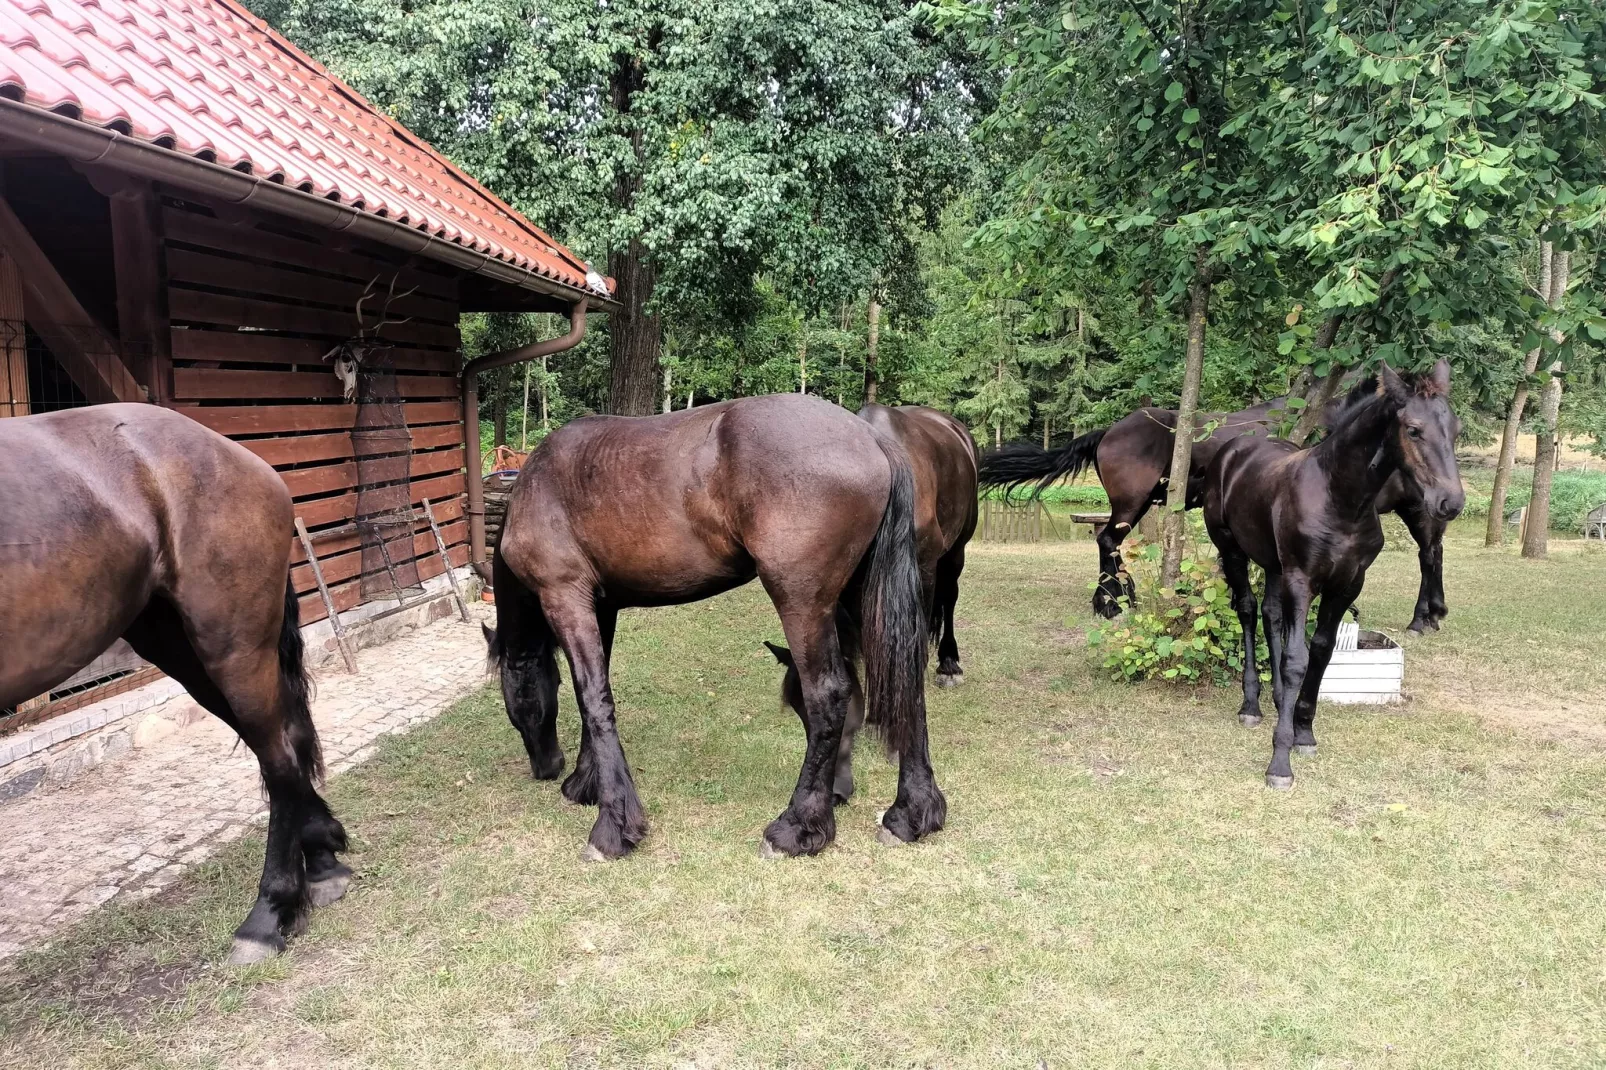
[0,404,349,964]
[764,403,978,803]
[485,393,945,859]
[1203,362,1463,789]
[980,394,1455,632]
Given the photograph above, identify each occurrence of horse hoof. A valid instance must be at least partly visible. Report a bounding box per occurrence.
[580,843,610,863]
[759,838,785,860]
[1239,713,1263,728]
[226,937,282,967]
[307,869,352,908]
[1265,774,1295,791]
[1294,744,1317,757]
[936,672,964,688]
[876,825,906,847]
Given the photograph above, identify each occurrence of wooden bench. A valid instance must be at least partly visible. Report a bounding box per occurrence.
[1069,511,1112,537]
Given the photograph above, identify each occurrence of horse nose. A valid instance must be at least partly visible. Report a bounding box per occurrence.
[1435,488,1465,521]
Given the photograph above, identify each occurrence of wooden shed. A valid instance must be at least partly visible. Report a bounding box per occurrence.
[0,0,615,724]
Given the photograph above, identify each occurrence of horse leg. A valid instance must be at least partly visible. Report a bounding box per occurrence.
[124,597,323,963]
[1218,546,1263,727]
[1292,582,1360,758]
[1092,496,1144,618]
[1260,570,1286,714]
[762,604,851,856]
[765,627,862,806]
[1266,575,1314,790]
[1427,522,1449,625]
[543,591,645,859]
[560,606,614,807]
[933,545,965,685]
[490,553,565,780]
[1398,504,1439,633]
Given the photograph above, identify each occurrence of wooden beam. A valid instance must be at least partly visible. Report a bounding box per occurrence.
[0,193,144,405]
[108,179,172,404]
[0,251,25,417]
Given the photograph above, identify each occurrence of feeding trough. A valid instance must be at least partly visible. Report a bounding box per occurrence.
[1318,621,1404,704]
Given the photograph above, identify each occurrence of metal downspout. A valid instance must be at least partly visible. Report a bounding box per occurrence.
[462,302,589,582]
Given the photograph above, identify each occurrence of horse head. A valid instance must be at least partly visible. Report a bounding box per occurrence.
[1378,359,1464,522]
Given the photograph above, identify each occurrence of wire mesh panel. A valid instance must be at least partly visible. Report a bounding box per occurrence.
[352,350,421,599]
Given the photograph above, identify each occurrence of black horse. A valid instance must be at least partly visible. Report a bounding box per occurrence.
[764,403,978,804]
[485,393,944,859]
[1203,362,1464,789]
[980,391,1455,632]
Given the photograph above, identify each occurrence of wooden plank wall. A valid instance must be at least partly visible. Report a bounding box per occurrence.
[161,200,468,624]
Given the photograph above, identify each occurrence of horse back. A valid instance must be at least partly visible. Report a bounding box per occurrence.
[502,395,891,606]
[0,404,292,703]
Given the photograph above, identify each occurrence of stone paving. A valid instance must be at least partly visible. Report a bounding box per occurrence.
[0,603,494,960]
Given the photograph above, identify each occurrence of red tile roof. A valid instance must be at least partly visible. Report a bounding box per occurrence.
[0,0,609,298]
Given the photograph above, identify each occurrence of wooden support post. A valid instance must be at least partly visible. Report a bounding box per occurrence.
[0,251,25,417]
[296,517,359,674]
[106,178,171,404]
[0,193,144,405]
[423,498,471,623]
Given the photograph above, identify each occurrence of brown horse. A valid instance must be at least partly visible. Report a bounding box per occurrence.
[980,394,1455,632]
[764,403,978,804]
[485,393,945,859]
[0,404,349,964]
[1203,362,1463,789]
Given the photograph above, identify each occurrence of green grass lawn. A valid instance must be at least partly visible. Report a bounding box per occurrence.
[2,526,1604,1069]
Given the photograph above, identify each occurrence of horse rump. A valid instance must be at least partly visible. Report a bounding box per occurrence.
[978,427,1106,499]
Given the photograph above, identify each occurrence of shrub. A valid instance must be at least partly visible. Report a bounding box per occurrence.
[1458,469,1606,532]
[1086,550,1271,687]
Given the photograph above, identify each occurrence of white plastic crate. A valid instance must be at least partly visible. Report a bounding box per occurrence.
[1318,622,1404,705]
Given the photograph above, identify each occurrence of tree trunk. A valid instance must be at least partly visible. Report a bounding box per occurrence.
[491,368,509,447]
[540,354,550,433]
[798,328,808,394]
[1523,371,1564,559]
[1042,413,1051,449]
[521,360,532,450]
[1160,257,1212,587]
[607,237,661,415]
[1488,241,1554,546]
[663,363,673,414]
[863,296,881,404]
[1522,248,1570,558]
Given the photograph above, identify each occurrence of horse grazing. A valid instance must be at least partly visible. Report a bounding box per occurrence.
[1202,361,1463,789]
[485,393,945,859]
[763,403,978,804]
[0,405,349,964]
[979,392,1457,632]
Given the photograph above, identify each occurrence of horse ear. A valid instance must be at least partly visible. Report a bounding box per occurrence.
[763,640,793,666]
[1424,358,1451,398]
[1377,361,1410,405]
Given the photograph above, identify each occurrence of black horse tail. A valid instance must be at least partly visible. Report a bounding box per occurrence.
[978,427,1107,500]
[861,433,929,758]
[278,573,322,782]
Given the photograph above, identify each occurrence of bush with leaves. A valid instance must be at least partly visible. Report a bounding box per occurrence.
[1086,547,1271,686]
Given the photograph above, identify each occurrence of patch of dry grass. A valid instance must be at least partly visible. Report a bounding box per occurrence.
[2,523,1603,1068]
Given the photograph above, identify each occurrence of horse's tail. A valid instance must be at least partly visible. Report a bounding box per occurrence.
[277,573,322,782]
[861,433,929,758]
[978,427,1107,500]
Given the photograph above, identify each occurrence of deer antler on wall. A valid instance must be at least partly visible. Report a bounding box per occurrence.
[325,273,419,401]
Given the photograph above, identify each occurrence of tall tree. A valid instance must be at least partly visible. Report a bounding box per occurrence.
[254,0,976,414]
